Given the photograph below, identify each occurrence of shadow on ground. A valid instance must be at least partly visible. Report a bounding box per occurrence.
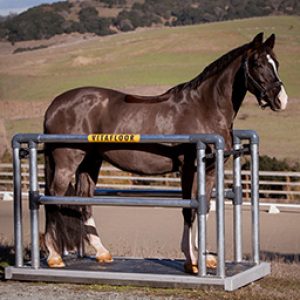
[261,251,300,264]
[0,244,15,279]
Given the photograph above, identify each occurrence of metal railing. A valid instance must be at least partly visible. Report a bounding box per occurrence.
[4,130,274,290]
[10,131,259,277]
[1,165,300,202]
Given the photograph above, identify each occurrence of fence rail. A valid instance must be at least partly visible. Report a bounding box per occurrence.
[1,163,300,202]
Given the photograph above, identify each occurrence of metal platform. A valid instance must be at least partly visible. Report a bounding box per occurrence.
[7,131,270,291]
[5,257,271,291]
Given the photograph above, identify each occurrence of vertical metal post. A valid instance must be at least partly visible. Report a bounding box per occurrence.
[197,142,206,277]
[233,137,243,263]
[251,141,260,264]
[29,141,40,269]
[78,239,85,258]
[216,148,225,278]
[13,144,23,267]
[78,207,85,258]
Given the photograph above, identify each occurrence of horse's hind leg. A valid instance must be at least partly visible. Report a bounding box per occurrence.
[45,148,85,268]
[76,155,113,263]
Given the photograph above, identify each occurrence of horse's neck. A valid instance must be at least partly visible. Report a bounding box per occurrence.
[204,55,246,124]
[231,63,248,119]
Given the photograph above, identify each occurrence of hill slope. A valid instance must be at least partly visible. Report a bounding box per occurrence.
[0,0,299,42]
[0,16,299,160]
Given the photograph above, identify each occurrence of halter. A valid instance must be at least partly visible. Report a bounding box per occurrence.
[243,57,282,108]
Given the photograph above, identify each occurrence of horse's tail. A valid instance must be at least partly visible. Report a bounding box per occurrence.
[43,119,65,255]
[43,130,84,256]
[43,113,53,196]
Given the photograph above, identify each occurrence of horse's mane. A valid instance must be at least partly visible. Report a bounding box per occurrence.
[168,41,252,94]
[124,39,253,104]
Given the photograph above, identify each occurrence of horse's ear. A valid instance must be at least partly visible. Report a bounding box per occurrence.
[264,34,275,49]
[252,32,264,48]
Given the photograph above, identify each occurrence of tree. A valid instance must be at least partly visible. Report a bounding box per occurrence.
[5,8,65,42]
[79,6,112,35]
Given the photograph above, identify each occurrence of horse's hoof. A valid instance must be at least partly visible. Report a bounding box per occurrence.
[47,256,65,268]
[184,262,198,274]
[206,254,217,269]
[96,252,113,263]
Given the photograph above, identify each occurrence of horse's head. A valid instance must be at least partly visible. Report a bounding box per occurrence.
[244,33,288,111]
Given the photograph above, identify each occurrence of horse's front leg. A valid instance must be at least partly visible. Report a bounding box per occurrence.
[194,171,218,269]
[181,170,217,274]
[180,152,199,274]
[194,215,218,269]
[181,208,198,274]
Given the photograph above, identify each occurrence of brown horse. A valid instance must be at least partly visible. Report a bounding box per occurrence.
[43,33,287,273]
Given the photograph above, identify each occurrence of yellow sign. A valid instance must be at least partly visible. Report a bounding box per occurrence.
[88,134,141,143]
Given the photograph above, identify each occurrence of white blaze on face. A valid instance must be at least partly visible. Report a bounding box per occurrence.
[266,54,288,110]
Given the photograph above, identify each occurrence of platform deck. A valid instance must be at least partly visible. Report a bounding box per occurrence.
[5,257,271,291]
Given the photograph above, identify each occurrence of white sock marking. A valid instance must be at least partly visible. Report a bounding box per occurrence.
[85,217,109,255]
[194,214,209,251]
[182,224,197,264]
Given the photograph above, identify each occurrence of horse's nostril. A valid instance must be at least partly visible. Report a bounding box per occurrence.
[275,97,281,108]
[270,97,283,111]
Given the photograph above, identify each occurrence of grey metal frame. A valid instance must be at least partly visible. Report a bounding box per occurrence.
[5,130,270,291]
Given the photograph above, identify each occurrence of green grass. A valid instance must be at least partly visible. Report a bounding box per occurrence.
[0,16,299,160]
[5,117,43,140]
[1,16,299,101]
[235,99,300,160]
[54,262,300,300]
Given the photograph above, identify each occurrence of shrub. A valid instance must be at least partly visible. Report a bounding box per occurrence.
[5,8,65,42]
[13,45,48,54]
[78,6,113,36]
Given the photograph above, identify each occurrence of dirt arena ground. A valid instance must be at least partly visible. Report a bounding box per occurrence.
[0,199,300,299]
[0,199,299,260]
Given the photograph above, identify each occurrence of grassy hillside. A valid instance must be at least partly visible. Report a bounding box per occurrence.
[2,0,298,43]
[1,16,299,100]
[0,16,299,160]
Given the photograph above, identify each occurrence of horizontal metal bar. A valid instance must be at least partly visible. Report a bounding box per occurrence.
[12,133,225,149]
[95,184,181,191]
[232,130,259,144]
[3,191,300,210]
[94,188,238,199]
[4,163,299,178]
[253,190,300,195]
[4,177,300,188]
[94,188,181,197]
[99,175,180,182]
[39,195,199,208]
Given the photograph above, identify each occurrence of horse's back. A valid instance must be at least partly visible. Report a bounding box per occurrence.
[44,87,125,134]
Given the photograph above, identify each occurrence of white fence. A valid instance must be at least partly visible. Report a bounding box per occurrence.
[1,163,300,203]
